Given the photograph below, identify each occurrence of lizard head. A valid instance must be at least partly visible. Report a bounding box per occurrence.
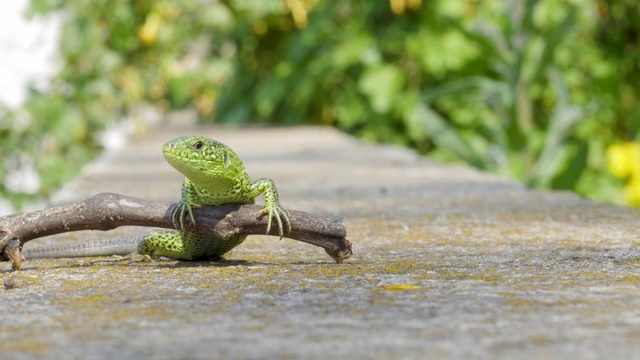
[162,136,246,187]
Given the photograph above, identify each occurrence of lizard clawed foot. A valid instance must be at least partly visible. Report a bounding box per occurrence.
[171,200,201,231]
[257,205,292,240]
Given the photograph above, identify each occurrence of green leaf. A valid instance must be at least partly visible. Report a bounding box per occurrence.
[528,68,587,187]
[405,102,488,169]
[168,74,195,109]
[451,21,511,67]
[358,64,406,114]
[530,5,577,83]
[421,76,510,104]
[551,143,588,190]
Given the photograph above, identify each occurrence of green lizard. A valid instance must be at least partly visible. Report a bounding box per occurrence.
[22,136,291,261]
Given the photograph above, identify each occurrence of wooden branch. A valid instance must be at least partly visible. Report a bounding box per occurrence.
[0,192,352,271]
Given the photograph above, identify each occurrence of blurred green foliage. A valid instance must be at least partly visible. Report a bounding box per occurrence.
[0,0,638,209]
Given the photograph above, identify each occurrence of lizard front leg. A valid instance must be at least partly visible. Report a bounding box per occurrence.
[247,177,291,239]
[170,178,202,231]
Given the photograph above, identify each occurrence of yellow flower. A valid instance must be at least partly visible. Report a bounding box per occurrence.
[390,0,406,15]
[606,142,640,179]
[625,172,640,207]
[390,0,421,15]
[139,12,162,45]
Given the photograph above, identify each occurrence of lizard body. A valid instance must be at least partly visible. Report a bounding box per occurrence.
[22,136,291,260]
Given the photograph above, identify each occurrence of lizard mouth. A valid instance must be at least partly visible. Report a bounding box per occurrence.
[162,147,216,177]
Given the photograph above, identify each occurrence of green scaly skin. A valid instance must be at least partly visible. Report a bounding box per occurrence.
[137,136,291,260]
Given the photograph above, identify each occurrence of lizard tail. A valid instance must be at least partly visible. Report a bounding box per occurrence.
[22,234,144,259]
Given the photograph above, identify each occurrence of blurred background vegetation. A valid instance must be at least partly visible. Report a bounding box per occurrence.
[0,0,639,210]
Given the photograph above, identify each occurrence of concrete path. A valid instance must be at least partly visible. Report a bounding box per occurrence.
[2,124,640,359]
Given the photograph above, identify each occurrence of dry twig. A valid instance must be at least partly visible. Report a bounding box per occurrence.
[0,192,351,271]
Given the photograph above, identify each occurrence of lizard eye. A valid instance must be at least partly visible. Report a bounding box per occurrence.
[193,141,204,150]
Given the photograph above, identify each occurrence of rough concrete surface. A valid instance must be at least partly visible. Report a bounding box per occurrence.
[2,124,640,359]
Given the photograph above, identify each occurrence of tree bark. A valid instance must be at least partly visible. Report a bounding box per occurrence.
[0,192,352,271]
